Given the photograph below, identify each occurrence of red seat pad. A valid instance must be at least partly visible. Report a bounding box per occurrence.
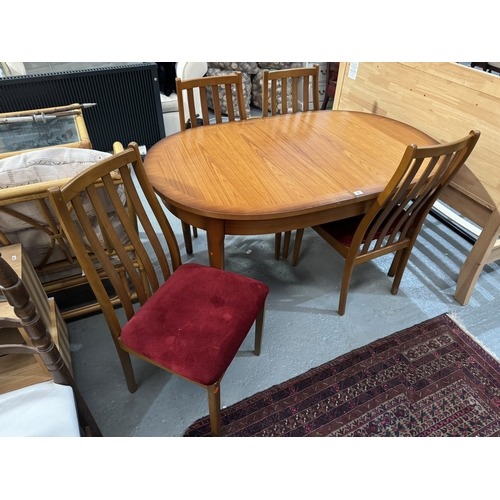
[120,263,269,386]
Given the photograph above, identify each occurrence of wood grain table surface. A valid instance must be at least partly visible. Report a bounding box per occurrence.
[144,110,437,268]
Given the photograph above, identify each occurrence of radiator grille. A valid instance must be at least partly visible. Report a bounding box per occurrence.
[0,63,165,152]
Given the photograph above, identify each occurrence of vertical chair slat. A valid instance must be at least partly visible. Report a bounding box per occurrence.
[292,77,299,113]
[225,83,236,121]
[303,75,310,112]
[186,88,197,128]
[281,77,288,114]
[212,84,223,123]
[200,87,211,125]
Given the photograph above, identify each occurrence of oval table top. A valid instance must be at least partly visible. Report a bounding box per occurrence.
[144,110,438,268]
[145,110,438,221]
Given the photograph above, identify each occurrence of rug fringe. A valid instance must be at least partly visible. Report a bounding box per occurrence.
[446,311,500,362]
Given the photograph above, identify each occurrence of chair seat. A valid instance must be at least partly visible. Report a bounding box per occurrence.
[120,263,269,386]
[0,381,81,437]
[319,207,408,247]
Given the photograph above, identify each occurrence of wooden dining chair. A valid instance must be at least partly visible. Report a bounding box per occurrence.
[0,253,102,437]
[47,142,269,436]
[261,65,320,261]
[175,72,247,255]
[292,130,480,315]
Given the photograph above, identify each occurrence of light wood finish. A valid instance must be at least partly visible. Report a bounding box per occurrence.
[262,65,320,261]
[144,110,438,269]
[0,244,72,395]
[305,131,480,315]
[262,65,320,117]
[49,143,180,396]
[333,62,499,304]
[47,142,266,436]
[0,251,101,436]
[175,72,247,255]
[177,72,247,130]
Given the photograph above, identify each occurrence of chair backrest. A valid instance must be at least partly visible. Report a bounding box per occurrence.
[352,130,481,258]
[47,142,182,341]
[262,65,320,117]
[0,253,101,436]
[176,72,247,130]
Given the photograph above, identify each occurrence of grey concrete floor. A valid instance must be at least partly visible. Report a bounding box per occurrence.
[66,209,500,437]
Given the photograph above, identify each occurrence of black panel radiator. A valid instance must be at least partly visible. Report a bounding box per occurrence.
[0,63,165,152]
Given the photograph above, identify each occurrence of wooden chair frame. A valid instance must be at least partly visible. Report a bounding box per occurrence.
[175,72,247,254]
[177,72,247,131]
[261,65,320,260]
[295,130,480,315]
[262,64,319,117]
[47,142,266,436]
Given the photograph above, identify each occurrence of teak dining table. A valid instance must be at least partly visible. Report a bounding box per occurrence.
[144,110,437,269]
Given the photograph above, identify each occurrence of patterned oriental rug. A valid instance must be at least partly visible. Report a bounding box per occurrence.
[184,314,500,437]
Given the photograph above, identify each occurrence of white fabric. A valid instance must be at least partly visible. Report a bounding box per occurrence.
[0,147,114,234]
[0,381,81,437]
[177,62,207,120]
[176,62,207,80]
[160,92,179,113]
[2,62,26,76]
[163,109,182,137]
[0,147,111,189]
[0,147,129,274]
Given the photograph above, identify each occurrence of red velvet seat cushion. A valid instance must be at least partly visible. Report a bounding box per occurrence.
[119,263,269,387]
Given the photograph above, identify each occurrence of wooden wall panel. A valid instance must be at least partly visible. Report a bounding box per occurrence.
[333,62,500,304]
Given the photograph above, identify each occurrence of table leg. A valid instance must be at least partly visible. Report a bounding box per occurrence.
[455,210,500,305]
[206,219,225,269]
[181,221,193,255]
